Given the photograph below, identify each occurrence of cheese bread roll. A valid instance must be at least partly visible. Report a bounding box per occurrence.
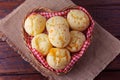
[46,48,71,70]
[48,25,70,48]
[46,16,70,48]
[67,10,90,31]
[46,16,69,32]
[24,13,46,36]
[67,31,86,52]
[31,33,52,56]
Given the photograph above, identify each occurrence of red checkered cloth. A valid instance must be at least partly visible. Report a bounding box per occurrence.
[24,6,94,74]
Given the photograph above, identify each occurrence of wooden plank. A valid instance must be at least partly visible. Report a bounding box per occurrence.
[95,71,120,80]
[0,41,46,79]
[0,41,37,73]
[0,56,37,73]
[72,0,120,6]
[0,0,24,18]
[0,41,18,58]
[106,55,120,70]
[0,73,47,80]
[0,71,119,80]
[0,71,120,80]
[0,1,24,8]
[86,6,120,36]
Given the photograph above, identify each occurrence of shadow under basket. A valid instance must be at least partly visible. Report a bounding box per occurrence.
[22,6,94,75]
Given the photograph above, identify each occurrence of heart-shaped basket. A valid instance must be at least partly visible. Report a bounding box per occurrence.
[22,6,94,75]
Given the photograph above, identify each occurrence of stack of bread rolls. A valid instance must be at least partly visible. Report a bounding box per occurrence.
[24,9,90,70]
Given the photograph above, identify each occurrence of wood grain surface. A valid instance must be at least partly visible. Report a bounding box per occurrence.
[0,0,120,80]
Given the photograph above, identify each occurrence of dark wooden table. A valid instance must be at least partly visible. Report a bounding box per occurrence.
[0,0,120,80]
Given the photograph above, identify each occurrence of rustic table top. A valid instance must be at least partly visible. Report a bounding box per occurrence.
[0,0,120,80]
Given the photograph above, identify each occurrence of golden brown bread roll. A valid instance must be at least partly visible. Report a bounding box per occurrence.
[67,9,90,31]
[46,16,69,32]
[46,16,70,48]
[66,31,86,52]
[46,48,71,70]
[24,13,46,36]
[31,33,52,56]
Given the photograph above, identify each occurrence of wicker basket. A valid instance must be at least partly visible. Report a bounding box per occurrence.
[22,6,94,75]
